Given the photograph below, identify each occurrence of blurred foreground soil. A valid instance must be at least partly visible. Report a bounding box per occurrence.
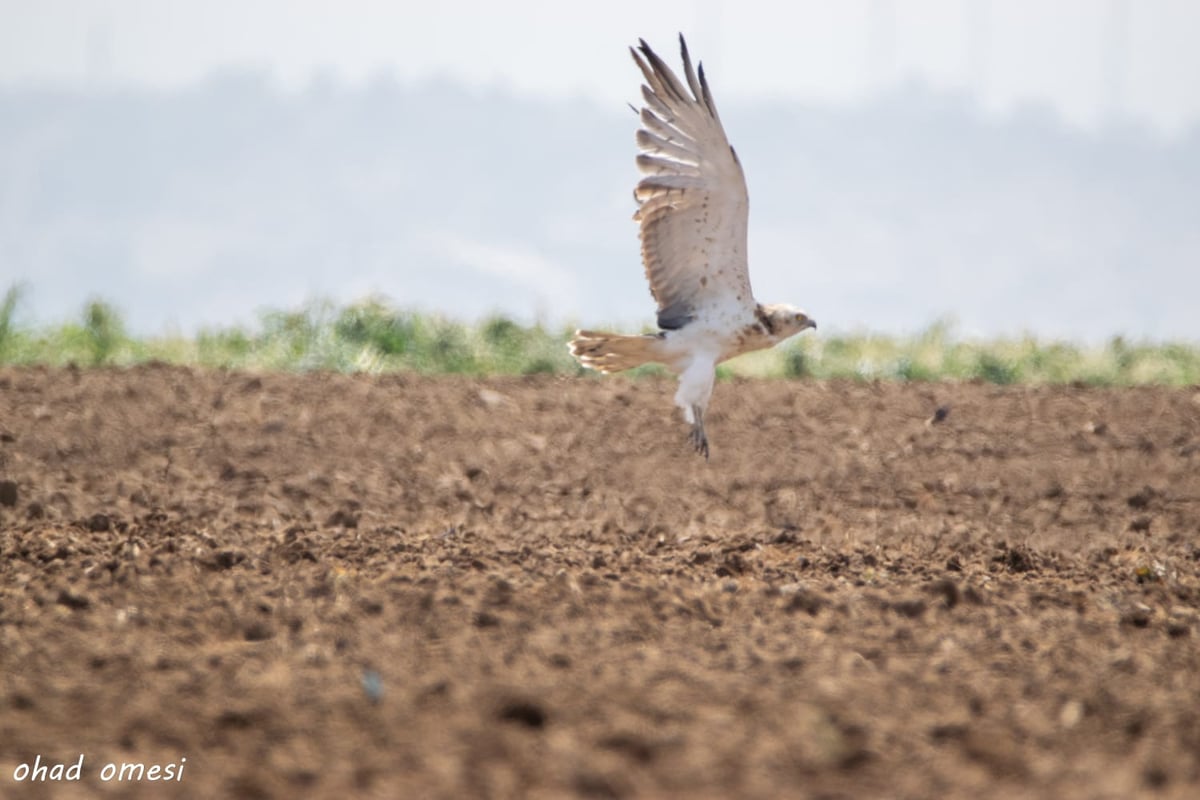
[2,366,1199,798]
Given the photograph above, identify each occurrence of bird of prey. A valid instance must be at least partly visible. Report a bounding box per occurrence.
[569,35,817,459]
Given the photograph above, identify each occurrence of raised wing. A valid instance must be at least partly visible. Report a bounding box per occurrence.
[631,35,755,331]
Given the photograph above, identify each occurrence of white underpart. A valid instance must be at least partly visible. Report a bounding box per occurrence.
[675,354,718,424]
[659,324,732,424]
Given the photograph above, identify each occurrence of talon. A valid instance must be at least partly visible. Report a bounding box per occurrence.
[688,404,709,460]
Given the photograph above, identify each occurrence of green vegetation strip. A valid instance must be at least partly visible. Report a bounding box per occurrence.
[0,287,1197,385]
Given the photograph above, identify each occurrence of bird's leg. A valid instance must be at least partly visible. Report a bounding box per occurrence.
[688,403,709,460]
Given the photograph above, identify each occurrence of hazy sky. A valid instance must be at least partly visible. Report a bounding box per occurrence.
[2,0,1198,136]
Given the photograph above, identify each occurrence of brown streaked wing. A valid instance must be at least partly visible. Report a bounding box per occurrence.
[631,35,754,331]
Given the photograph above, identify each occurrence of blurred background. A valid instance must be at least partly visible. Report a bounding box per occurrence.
[2,0,1198,342]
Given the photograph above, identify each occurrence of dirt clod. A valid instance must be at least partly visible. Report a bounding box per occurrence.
[994,543,1038,573]
[55,587,91,610]
[496,698,547,729]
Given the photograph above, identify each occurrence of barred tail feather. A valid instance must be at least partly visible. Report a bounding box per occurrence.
[569,330,664,373]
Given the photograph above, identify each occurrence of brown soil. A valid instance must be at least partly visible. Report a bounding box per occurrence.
[2,365,1199,799]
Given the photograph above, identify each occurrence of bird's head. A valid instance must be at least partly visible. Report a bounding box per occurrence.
[763,303,818,339]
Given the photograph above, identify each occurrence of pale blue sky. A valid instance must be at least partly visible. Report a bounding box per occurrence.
[3,0,1199,341]
[2,0,1198,135]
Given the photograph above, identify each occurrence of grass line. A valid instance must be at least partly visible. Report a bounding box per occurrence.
[1,289,1197,385]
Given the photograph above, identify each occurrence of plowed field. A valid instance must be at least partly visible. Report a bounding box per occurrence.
[2,366,1199,798]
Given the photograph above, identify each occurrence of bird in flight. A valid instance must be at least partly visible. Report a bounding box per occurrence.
[569,35,817,459]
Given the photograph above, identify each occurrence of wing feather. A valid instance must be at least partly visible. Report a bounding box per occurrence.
[636,154,702,177]
[635,174,704,198]
[634,39,691,105]
[697,63,721,123]
[640,85,676,121]
[636,128,698,163]
[678,37,706,113]
[638,108,696,147]
[630,35,754,332]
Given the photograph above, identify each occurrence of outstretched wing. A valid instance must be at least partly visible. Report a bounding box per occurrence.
[631,35,755,331]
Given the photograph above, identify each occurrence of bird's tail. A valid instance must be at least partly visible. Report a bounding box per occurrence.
[569,330,664,373]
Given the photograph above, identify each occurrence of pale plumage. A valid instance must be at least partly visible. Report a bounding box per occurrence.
[570,35,817,459]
